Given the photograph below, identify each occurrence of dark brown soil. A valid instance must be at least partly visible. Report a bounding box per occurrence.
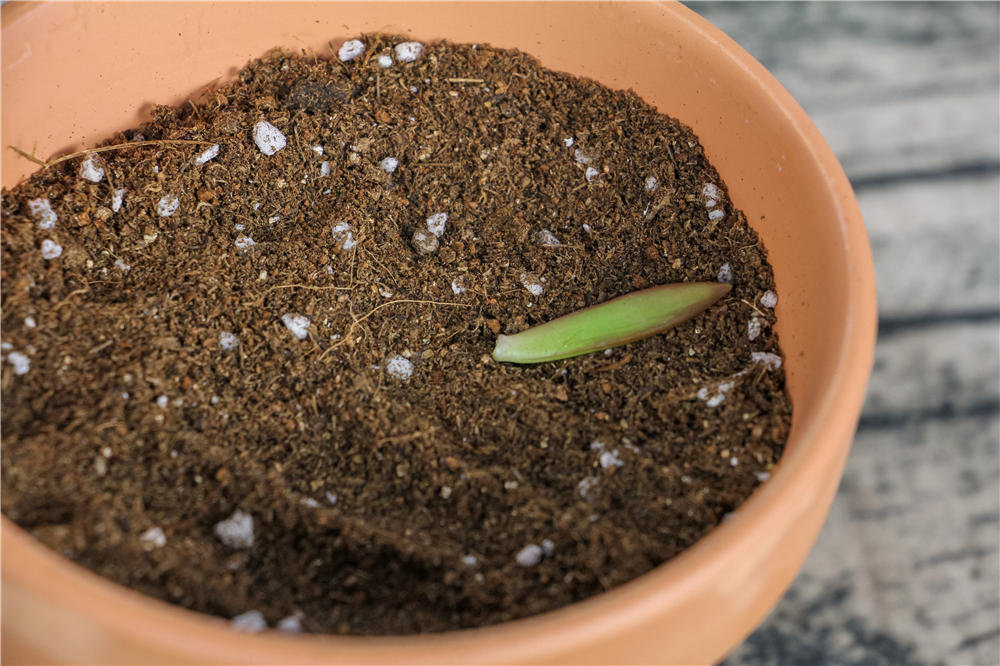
[1,36,791,635]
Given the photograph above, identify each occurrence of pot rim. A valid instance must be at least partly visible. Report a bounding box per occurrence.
[1,2,877,663]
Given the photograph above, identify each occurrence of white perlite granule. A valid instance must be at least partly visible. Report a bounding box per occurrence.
[536,229,561,246]
[600,449,624,469]
[708,208,725,221]
[194,144,220,165]
[751,351,783,369]
[219,331,239,350]
[40,239,62,260]
[214,509,255,549]
[377,54,394,68]
[760,290,778,308]
[380,156,399,173]
[644,175,659,192]
[451,278,467,295]
[282,314,311,340]
[338,39,366,62]
[253,121,287,155]
[24,316,36,328]
[577,476,599,500]
[139,527,166,548]
[231,610,267,633]
[542,539,555,556]
[28,198,57,229]
[394,41,425,63]
[114,258,131,272]
[748,317,763,341]
[585,166,600,183]
[331,222,357,250]
[112,188,126,212]
[519,273,544,296]
[157,194,180,217]
[563,137,574,147]
[573,149,593,165]
[157,395,169,409]
[426,212,448,237]
[320,160,331,176]
[516,544,544,567]
[6,351,30,375]
[234,234,256,251]
[385,354,414,381]
[717,263,733,284]
[79,154,105,182]
[697,380,735,408]
[702,182,721,200]
[312,145,324,155]
[277,615,302,633]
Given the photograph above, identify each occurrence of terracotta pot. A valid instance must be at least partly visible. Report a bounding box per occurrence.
[1,2,877,663]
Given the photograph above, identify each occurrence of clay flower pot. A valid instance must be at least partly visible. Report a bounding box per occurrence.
[1,2,876,663]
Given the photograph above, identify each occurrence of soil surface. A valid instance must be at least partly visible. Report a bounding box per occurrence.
[1,36,791,635]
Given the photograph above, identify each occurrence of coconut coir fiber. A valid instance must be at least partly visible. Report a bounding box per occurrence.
[1,36,791,635]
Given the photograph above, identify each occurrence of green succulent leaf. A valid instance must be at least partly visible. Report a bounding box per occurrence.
[492,282,731,364]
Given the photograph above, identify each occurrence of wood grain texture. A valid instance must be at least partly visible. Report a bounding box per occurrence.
[684,2,1000,664]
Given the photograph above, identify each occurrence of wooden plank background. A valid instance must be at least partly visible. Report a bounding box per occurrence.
[683,3,1000,664]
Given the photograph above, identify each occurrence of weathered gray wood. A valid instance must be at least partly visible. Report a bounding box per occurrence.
[684,3,1000,664]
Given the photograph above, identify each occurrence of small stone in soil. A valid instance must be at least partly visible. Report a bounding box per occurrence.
[28,198,57,229]
[411,228,439,255]
[213,509,255,549]
[231,610,267,633]
[385,355,414,381]
[281,314,311,340]
[157,194,180,217]
[253,121,287,155]
[338,39,366,62]
[40,239,62,260]
[516,544,544,567]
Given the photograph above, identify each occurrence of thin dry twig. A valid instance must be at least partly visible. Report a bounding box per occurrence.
[319,299,472,361]
[8,139,217,169]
